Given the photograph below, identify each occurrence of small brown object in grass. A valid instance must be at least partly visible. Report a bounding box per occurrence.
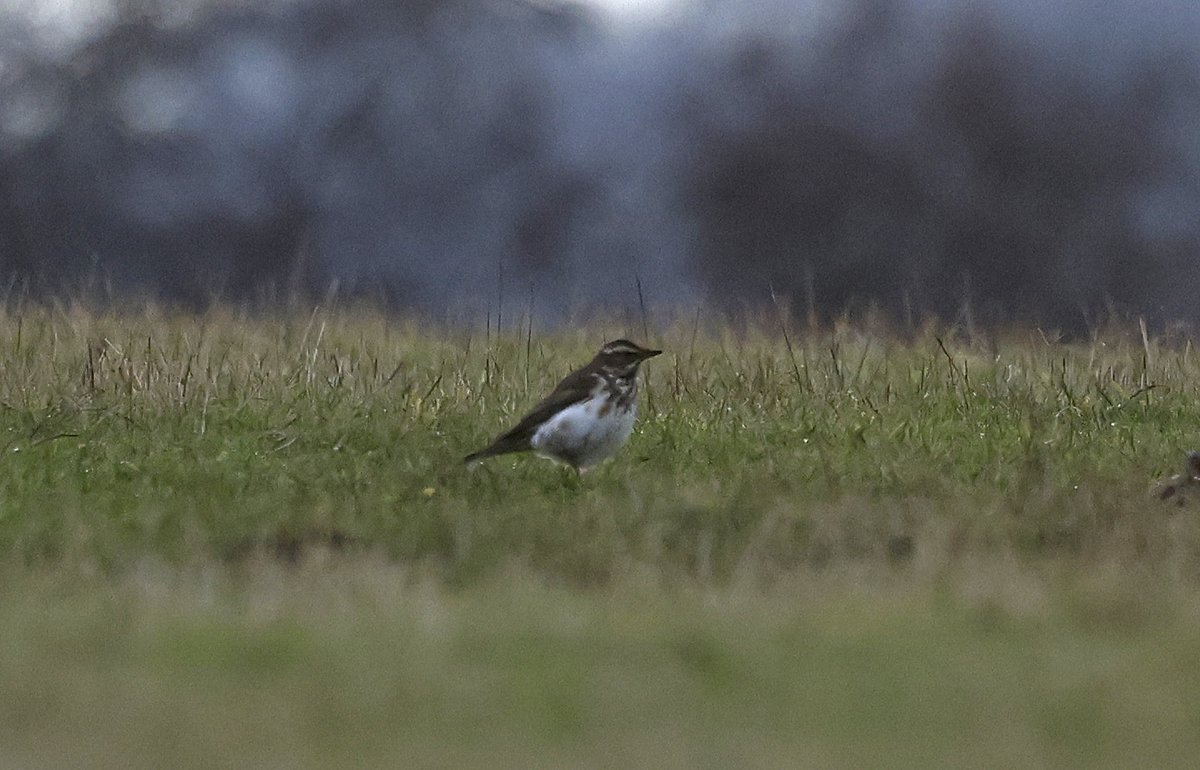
[1153,451,1200,505]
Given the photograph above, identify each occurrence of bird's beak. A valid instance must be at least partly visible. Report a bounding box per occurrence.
[642,348,662,359]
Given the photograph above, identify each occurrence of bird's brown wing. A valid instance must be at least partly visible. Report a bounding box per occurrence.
[463,368,598,463]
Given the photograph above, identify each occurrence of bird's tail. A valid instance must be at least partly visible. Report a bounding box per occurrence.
[463,434,529,465]
[463,448,494,465]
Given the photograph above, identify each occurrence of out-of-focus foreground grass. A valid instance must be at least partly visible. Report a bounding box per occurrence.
[0,304,1198,767]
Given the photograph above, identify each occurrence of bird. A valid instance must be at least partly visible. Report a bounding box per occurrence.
[1153,450,1200,505]
[464,339,662,472]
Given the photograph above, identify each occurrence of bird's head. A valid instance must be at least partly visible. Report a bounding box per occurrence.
[594,339,661,376]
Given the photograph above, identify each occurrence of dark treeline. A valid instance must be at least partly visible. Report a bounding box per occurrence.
[1,0,1198,330]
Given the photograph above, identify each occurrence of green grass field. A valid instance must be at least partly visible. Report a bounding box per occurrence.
[1,304,1199,768]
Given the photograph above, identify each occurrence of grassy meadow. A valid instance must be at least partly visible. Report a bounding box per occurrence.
[1,303,1200,767]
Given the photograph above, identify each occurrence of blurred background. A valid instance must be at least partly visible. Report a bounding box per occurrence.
[1,0,1198,331]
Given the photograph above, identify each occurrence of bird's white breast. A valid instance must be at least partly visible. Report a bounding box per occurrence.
[530,388,638,469]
